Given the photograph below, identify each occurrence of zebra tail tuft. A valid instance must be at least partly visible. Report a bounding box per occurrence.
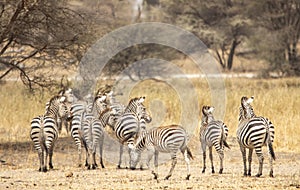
[268,142,276,161]
[186,147,194,160]
[223,140,230,149]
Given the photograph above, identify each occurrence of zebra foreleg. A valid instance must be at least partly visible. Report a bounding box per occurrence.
[209,146,215,173]
[152,150,159,180]
[117,144,123,169]
[239,144,247,176]
[248,148,253,176]
[165,156,177,180]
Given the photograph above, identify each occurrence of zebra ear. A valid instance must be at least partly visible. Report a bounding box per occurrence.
[99,95,107,102]
[59,96,66,103]
[107,91,113,96]
[246,96,254,104]
[209,106,215,112]
[138,97,145,103]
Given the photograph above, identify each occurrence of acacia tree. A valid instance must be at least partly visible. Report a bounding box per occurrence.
[0,0,88,90]
[162,0,250,70]
[246,0,300,76]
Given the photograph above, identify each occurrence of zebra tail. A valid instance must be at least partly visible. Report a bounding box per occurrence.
[266,119,276,161]
[223,140,230,149]
[186,147,194,160]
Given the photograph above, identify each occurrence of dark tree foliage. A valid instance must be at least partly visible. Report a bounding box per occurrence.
[0,0,88,90]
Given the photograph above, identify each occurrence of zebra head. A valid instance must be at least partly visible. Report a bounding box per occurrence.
[201,106,215,125]
[46,95,70,119]
[240,96,255,120]
[93,95,108,115]
[126,97,152,123]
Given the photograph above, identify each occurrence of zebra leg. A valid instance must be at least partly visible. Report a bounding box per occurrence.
[202,143,206,173]
[43,149,48,172]
[218,150,224,174]
[255,147,264,177]
[239,144,247,176]
[49,146,54,170]
[77,146,82,167]
[99,139,105,168]
[152,150,159,180]
[247,148,253,176]
[92,152,97,169]
[183,149,191,180]
[209,146,215,173]
[38,150,44,172]
[165,155,177,180]
[117,144,123,169]
[269,150,274,177]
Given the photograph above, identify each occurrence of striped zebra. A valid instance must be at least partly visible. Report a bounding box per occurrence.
[81,112,105,169]
[114,96,152,168]
[200,106,230,174]
[30,95,69,172]
[45,88,74,134]
[70,95,107,167]
[237,96,275,177]
[129,125,194,180]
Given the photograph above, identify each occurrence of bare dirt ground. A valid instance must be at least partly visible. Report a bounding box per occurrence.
[0,135,299,190]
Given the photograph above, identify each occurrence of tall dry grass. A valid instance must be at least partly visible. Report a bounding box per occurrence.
[0,77,299,152]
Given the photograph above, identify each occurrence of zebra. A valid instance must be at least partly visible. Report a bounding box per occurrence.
[129,125,194,180]
[30,95,69,172]
[114,96,152,168]
[70,95,107,167]
[236,96,276,177]
[81,112,105,169]
[45,88,74,134]
[200,106,230,174]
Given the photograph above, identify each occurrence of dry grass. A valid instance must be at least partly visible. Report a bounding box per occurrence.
[0,77,300,189]
[0,77,299,153]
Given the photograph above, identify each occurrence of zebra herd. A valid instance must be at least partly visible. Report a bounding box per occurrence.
[30,87,275,180]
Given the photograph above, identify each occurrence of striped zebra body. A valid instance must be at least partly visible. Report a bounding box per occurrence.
[114,97,152,168]
[200,106,230,174]
[70,95,107,167]
[81,113,105,169]
[30,95,68,172]
[237,96,275,177]
[129,125,193,180]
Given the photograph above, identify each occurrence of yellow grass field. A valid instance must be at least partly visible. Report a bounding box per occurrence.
[0,77,299,189]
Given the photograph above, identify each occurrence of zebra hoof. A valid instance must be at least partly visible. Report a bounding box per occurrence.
[49,164,53,169]
[152,172,158,180]
[92,165,97,170]
[219,169,223,174]
[269,171,274,177]
[164,175,171,180]
[101,165,105,169]
[255,173,262,177]
[202,169,205,173]
[78,164,82,167]
[186,174,191,180]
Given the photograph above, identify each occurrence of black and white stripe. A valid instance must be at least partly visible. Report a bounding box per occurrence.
[30,95,69,172]
[129,125,193,180]
[114,97,152,168]
[236,96,275,177]
[200,106,230,174]
[70,95,107,167]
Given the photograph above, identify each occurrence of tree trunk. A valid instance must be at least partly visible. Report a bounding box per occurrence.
[227,39,239,70]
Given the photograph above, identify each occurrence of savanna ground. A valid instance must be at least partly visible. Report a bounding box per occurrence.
[0,75,300,189]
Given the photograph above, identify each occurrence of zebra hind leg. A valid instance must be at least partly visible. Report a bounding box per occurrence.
[247,148,253,176]
[255,147,264,177]
[209,147,215,173]
[201,144,206,173]
[165,156,177,180]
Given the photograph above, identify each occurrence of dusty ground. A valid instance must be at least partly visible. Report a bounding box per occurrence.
[0,135,299,190]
